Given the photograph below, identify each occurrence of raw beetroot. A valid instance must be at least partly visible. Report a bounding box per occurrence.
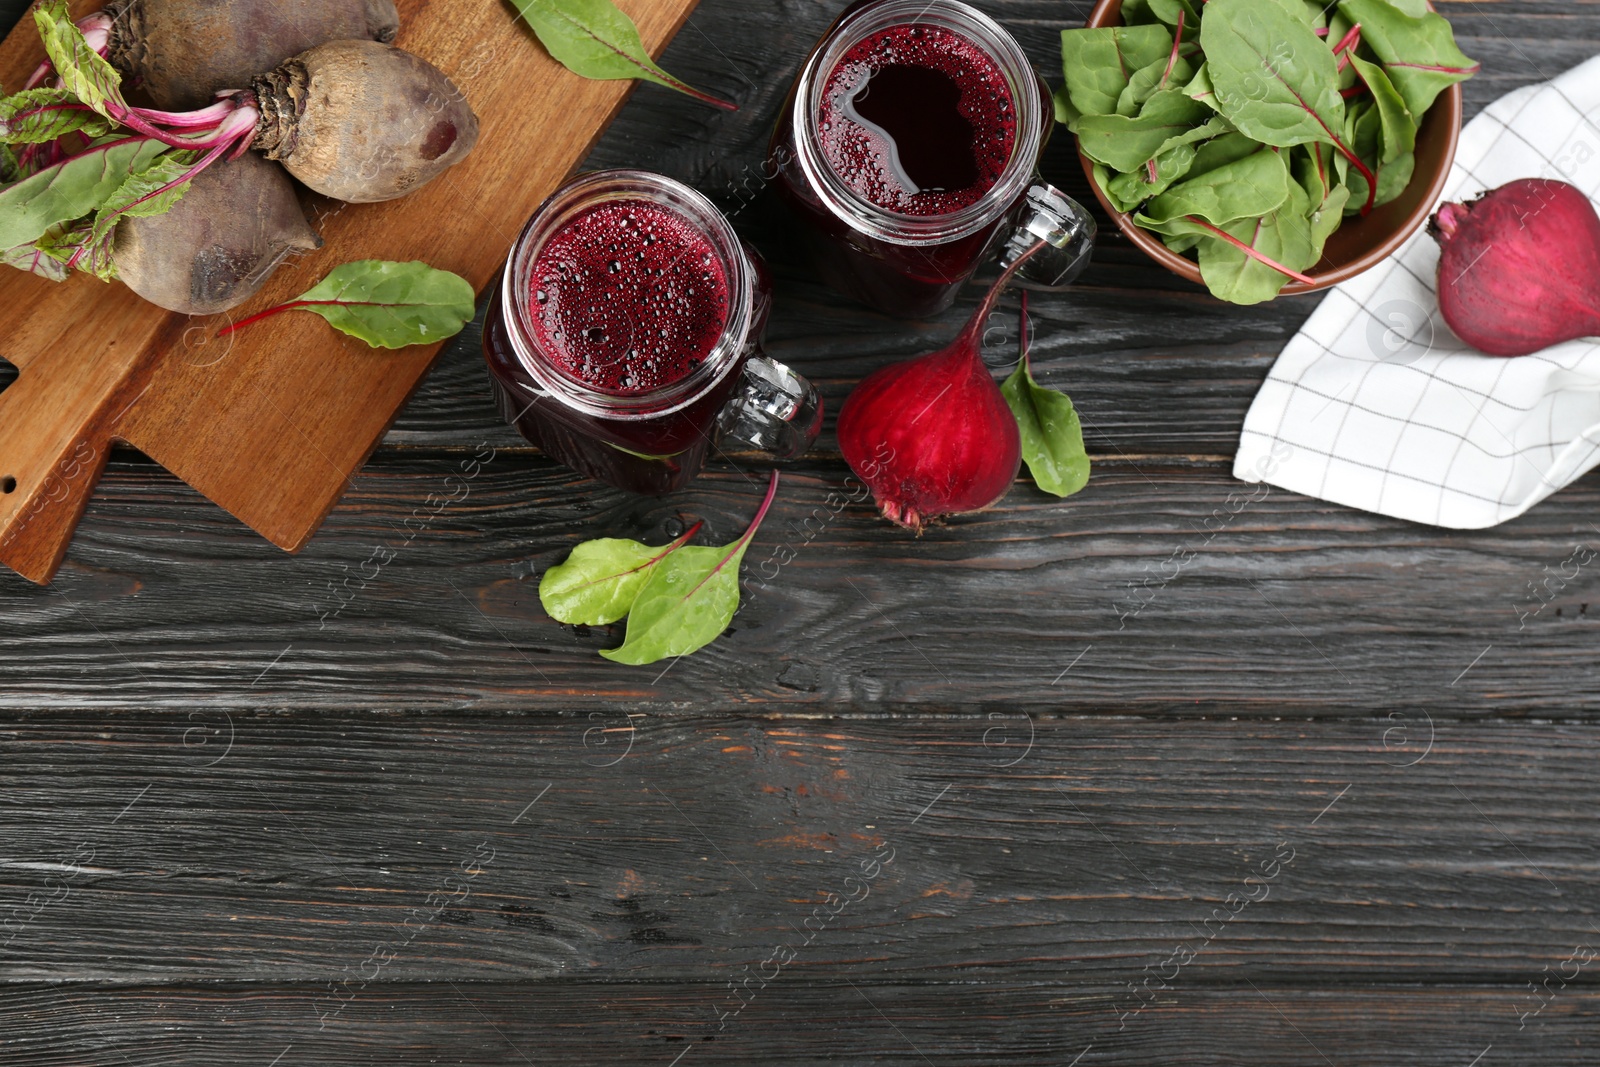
[113,151,320,315]
[836,250,1040,532]
[1431,178,1600,357]
[106,0,401,110]
[252,39,480,203]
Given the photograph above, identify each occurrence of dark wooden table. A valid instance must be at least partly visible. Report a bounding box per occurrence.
[3,1,1598,1063]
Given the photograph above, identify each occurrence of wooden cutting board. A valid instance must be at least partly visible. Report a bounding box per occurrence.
[0,0,703,585]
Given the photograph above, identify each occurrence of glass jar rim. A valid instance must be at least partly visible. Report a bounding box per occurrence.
[791,0,1043,247]
[501,169,754,422]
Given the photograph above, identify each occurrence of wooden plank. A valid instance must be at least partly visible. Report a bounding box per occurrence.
[0,449,1595,711]
[1,714,1598,981]
[0,982,1591,1066]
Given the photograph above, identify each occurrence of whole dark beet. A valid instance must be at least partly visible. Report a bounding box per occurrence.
[106,0,400,110]
[113,152,321,315]
[1431,178,1600,357]
[253,39,480,204]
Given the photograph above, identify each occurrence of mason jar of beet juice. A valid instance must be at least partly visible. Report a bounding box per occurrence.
[484,170,822,495]
[772,0,1096,318]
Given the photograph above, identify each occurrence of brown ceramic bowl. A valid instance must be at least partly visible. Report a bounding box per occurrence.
[1078,0,1463,295]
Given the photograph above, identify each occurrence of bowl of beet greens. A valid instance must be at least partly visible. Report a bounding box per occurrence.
[1063,0,1474,303]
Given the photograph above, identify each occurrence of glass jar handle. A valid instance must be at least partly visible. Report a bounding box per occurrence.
[996,182,1097,288]
[714,356,823,460]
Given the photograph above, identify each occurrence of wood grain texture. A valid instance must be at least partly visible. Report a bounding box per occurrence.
[1,714,1597,985]
[0,2,1598,1065]
[0,0,705,584]
[0,982,1592,1066]
[0,445,1595,713]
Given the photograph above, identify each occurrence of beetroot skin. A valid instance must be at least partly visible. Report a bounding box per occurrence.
[1430,178,1600,357]
[253,39,480,203]
[837,338,1022,532]
[113,152,321,315]
[107,0,401,110]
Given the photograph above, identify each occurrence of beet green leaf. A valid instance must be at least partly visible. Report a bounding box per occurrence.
[508,0,735,111]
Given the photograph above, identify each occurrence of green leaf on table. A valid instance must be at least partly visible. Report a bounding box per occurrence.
[0,135,168,250]
[1137,146,1292,227]
[1059,25,1174,120]
[507,0,735,110]
[0,86,111,143]
[540,523,703,626]
[1336,0,1479,118]
[1348,53,1416,163]
[1002,354,1090,499]
[230,261,476,348]
[601,473,780,666]
[1074,90,1213,171]
[1201,0,1348,150]
[34,0,126,122]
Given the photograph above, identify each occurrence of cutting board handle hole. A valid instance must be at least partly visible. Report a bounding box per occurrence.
[1,477,14,494]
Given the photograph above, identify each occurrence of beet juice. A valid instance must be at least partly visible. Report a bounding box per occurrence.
[817,24,1016,219]
[530,199,729,397]
[484,170,821,496]
[772,0,1096,319]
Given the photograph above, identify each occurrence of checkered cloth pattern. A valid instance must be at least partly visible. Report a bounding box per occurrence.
[1233,55,1600,529]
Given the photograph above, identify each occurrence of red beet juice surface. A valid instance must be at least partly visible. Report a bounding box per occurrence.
[771,0,1059,319]
[817,23,1017,217]
[530,199,731,396]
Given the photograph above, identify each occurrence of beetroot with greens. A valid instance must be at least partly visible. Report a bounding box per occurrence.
[113,151,319,315]
[837,243,1089,532]
[0,1,478,314]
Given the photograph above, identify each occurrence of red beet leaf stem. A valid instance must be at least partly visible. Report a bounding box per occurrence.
[1019,288,1031,374]
[1159,11,1186,89]
[1331,23,1362,57]
[685,471,781,601]
[1388,61,1481,74]
[1186,217,1317,285]
[215,299,397,335]
[566,521,705,594]
[960,239,1050,351]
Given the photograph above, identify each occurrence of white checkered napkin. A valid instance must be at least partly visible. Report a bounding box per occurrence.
[1234,55,1600,529]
